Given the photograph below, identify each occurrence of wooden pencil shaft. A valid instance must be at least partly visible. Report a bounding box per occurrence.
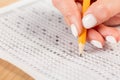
[78,0,90,44]
[78,0,91,56]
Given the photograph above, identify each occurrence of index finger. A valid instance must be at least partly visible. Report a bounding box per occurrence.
[52,0,82,37]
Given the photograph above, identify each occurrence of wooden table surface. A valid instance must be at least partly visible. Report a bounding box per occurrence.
[0,59,34,80]
[0,0,18,8]
[0,0,34,79]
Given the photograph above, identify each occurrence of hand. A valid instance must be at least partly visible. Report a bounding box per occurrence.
[52,0,120,48]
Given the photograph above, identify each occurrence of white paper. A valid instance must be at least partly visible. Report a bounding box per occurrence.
[0,0,120,80]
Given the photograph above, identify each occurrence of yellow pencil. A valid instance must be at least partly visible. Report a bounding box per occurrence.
[78,0,91,56]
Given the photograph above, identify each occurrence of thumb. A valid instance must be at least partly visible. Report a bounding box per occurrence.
[82,0,120,29]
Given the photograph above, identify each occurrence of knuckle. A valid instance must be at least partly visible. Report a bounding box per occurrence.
[64,8,79,18]
[65,12,74,18]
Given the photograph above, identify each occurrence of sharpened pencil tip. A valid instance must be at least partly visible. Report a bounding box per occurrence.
[79,43,85,57]
[80,54,83,57]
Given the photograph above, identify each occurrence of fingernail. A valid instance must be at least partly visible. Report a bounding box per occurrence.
[106,36,117,43]
[82,14,97,29]
[91,40,103,48]
[71,24,78,37]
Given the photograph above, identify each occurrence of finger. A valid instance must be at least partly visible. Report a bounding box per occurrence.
[119,36,120,43]
[82,0,120,29]
[118,29,120,42]
[87,29,104,48]
[103,13,120,26]
[64,17,70,25]
[52,0,82,37]
[95,24,120,43]
[119,37,120,43]
[77,0,96,4]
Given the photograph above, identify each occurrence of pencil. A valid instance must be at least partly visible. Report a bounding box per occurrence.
[78,0,91,56]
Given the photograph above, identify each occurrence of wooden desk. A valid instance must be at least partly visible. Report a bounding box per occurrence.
[0,0,18,8]
[0,59,34,80]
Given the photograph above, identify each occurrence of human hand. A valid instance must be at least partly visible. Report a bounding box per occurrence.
[52,0,120,48]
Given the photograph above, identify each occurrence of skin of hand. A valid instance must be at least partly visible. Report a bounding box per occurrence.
[52,0,120,48]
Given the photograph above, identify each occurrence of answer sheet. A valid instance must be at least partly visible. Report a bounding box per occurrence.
[0,0,120,80]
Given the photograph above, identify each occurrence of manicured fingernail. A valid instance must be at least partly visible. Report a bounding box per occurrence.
[106,36,117,43]
[71,24,78,37]
[91,40,103,48]
[82,14,97,29]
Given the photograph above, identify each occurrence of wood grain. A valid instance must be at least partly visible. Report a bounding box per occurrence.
[0,59,34,80]
[0,0,18,8]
